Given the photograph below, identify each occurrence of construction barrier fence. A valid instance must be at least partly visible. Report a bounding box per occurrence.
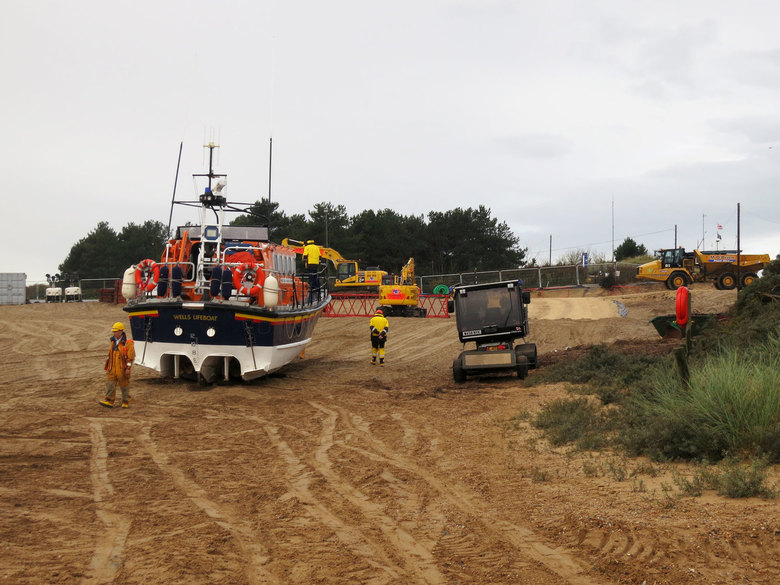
[418,262,640,293]
[324,293,450,318]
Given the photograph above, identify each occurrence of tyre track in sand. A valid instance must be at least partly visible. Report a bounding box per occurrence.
[84,419,132,585]
[136,424,281,585]
[567,517,780,579]
[306,402,444,584]
[256,415,408,584]
[331,405,609,585]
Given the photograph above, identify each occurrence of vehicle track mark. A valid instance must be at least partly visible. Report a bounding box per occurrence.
[257,417,404,584]
[84,419,131,585]
[308,402,445,584]
[136,425,280,585]
[334,406,607,585]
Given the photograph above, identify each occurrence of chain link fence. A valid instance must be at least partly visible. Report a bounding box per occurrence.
[25,278,120,302]
[24,262,641,302]
[418,262,640,293]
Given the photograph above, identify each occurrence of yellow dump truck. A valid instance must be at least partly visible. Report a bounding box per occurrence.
[636,248,770,290]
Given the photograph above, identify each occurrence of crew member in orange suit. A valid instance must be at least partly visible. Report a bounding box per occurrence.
[100,322,135,408]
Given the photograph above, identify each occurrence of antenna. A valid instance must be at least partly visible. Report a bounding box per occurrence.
[268,136,273,202]
[167,142,183,238]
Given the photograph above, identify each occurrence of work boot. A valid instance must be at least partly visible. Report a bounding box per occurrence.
[121,401,130,408]
[370,357,376,365]
[99,399,114,408]
[379,358,385,367]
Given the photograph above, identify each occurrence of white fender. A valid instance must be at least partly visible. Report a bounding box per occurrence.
[121,266,137,300]
[263,275,279,308]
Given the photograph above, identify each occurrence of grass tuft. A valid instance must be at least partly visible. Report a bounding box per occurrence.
[532,398,616,450]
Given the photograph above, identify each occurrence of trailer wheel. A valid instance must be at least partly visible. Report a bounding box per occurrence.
[667,271,688,290]
[452,358,466,383]
[516,355,529,380]
[718,273,737,290]
[741,272,758,287]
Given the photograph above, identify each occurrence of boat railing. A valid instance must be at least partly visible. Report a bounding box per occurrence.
[143,257,328,310]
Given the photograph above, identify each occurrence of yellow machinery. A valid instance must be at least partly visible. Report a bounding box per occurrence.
[378,258,427,317]
[281,239,387,291]
[636,248,770,290]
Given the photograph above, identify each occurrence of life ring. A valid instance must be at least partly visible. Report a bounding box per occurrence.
[233,262,265,296]
[135,259,160,292]
[675,286,690,328]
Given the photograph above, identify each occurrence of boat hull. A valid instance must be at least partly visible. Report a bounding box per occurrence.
[124,297,329,381]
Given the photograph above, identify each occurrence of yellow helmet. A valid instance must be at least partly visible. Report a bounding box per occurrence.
[306,239,314,244]
[111,322,125,331]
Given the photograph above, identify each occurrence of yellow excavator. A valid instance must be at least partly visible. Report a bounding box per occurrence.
[281,239,387,291]
[378,258,427,317]
[636,248,770,290]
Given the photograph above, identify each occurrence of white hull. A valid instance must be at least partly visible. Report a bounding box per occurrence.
[137,338,311,382]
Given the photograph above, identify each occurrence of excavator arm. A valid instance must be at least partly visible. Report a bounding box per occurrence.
[280,238,353,268]
[400,258,415,285]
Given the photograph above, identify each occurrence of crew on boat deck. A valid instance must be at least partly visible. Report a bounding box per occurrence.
[304,239,321,303]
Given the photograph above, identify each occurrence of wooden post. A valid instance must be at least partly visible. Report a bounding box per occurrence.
[675,346,690,389]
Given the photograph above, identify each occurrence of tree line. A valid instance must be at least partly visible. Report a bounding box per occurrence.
[59,202,529,279]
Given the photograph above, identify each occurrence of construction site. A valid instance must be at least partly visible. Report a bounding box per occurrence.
[2,284,779,585]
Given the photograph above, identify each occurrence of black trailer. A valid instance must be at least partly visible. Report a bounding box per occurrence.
[451,280,537,382]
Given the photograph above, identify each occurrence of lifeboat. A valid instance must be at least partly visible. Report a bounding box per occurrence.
[122,143,330,383]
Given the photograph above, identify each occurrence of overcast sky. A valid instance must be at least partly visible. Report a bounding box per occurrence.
[4,0,780,283]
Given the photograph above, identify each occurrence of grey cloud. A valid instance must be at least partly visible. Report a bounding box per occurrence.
[495,133,571,159]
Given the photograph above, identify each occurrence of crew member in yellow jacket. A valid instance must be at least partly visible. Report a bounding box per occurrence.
[303,239,321,303]
[369,308,389,366]
[100,322,135,408]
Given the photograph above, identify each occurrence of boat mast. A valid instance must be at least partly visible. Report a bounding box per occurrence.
[193,142,227,208]
[167,141,183,239]
[190,142,228,290]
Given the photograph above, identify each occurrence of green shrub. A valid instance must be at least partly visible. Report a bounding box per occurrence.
[533,345,665,405]
[599,272,618,290]
[713,457,777,498]
[532,398,615,450]
[623,341,780,462]
[522,280,780,471]
[672,457,777,499]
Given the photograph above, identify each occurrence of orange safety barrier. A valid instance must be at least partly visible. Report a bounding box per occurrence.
[419,294,450,318]
[324,294,378,317]
[324,293,450,318]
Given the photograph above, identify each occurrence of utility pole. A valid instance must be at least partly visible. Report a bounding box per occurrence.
[737,203,742,291]
[701,213,706,249]
[611,197,615,262]
[549,235,552,265]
